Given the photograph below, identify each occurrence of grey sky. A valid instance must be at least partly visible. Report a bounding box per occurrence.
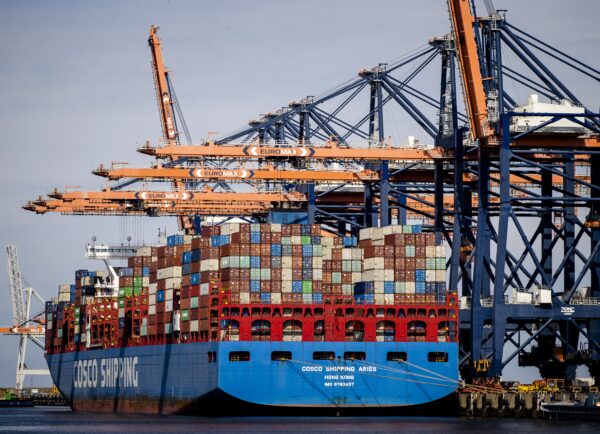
[0,0,598,388]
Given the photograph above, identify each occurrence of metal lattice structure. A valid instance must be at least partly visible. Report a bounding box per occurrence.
[24,2,600,384]
[4,246,49,390]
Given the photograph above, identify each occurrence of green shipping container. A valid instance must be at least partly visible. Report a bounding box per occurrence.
[302,281,313,293]
[190,297,199,309]
[133,277,143,286]
[181,310,189,321]
[301,236,312,245]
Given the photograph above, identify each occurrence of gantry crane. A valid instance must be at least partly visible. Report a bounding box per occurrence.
[24,1,600,384]
[1,246,49,391]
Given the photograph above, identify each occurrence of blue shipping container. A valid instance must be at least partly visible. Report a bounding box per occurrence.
[191,249,201,262]
[302,245,312,256]
[250,281,261,292]
[292,281,302,293]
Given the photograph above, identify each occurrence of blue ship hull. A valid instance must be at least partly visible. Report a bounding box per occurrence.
[47,341,458,414]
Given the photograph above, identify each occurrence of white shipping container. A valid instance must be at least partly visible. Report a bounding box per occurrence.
[271,293,282,304]
[190,320,199,333]
[200,259,220,272]
[436,246,446,258]
[436,270,446,282]
[374,281,385,293]
[282,269,293,281]
[352,272,362,283]
[321,237,334,246]
[165,278,174,289]
[359,227,371,240]
[282,281,292,292]
[149,305,156,315]
[282,257,293,268]
[240,292,250,303]
[149,283,157,294]
[374,294,385,304]
[173,312,180,332]
[164,266,182,279]
[142,277,150,287]
[220,256,230,269]
[157,269,165,280]
[391,225,404,234]
[426,270,437,282]
[136,246,152,256]
[270,223,282,232]
[426,246,436,258]
[200,283,210,296]
[149,294,156,305]
[165,289,174,301]
[46,320,53,330]
[312,257,323,269]
[371,228,384,241]
[165,300,173,312]
[342,249,353,260]
[313,269,322,280]
[384,294,395,305]
[291,236,302,244]
[406,281,416,292]
[119,308,125,317]
[384,269,394,281]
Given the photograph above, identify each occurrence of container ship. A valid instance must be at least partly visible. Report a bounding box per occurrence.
[45,222,459,414]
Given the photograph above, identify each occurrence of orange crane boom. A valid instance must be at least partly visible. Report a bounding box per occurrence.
[149,25,177,144]
[448,0,493,141]
[139,141,442,161]
[93,166,381,182]
[49,188,307,203]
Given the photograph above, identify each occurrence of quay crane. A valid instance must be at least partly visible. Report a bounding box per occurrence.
[24,1,600,385]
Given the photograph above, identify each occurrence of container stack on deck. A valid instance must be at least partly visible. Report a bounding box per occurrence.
[45,223,457,352]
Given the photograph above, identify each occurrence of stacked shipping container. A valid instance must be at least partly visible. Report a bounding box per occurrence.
[46,223,456,352]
